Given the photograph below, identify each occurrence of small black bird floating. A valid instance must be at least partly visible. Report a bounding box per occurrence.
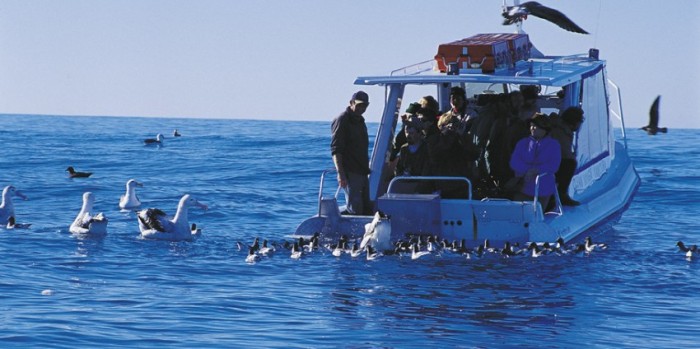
[677,241,697,258]
[502,1,589,34]
[66,166,92,178]
[641,95,667,135]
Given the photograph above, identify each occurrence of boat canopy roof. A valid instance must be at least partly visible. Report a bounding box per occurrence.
[355,53,605,88]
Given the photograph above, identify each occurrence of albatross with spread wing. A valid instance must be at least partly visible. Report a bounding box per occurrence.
[502,1,589,34]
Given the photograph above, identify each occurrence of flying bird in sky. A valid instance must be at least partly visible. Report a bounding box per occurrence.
[641,95,667,135]
[502,1,589,34]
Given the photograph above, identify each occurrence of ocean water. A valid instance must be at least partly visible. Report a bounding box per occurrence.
[0,114,698,348]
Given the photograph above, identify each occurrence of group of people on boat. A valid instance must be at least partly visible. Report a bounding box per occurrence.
[330,87,584,215]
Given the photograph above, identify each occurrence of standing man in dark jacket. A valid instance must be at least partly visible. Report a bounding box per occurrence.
[330,91,372,215]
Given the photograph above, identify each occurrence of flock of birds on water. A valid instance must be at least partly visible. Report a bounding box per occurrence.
[1,129,209,242]
[3,176,693,263]
[0,102,682,264]
[238,233,614,264]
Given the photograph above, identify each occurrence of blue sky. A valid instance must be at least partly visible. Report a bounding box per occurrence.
[0,0,698,128]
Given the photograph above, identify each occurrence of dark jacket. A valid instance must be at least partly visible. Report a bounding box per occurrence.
[424,126,478,199]
[395,141,429,177]
[330,107,370,175]
[550,118,576,160]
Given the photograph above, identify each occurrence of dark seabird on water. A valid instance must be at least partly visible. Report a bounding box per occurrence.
[641,95,667,135]
[677,241,697,258]
[502,1,589,34]
[7,216,32,229]
[144,133,164,145]
[290,242,302,259]
[245,246,260,263]
[66,166,92,178]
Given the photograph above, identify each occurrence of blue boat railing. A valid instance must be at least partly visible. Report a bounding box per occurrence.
[386,176,473,201]
[318,168,343,215]
[608,78,628,149]
[324,171,560,216]
[533,173,562,216]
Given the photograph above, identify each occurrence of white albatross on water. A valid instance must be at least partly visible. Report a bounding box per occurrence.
[360,211,392,253]
[69,192,108,236]
[119,179,144,209]
[1,185,28,227]
[137,194,208,241]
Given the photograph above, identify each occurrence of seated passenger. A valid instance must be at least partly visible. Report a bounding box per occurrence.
[509,113,561,210]
[438,86,473,133]
[395,123,429,177]
[390,102,422,162]
[392,122,430,194]
[496,91,530,189]
[418,95,440,120]
[550,106,585,206]
[469,93,509,195]
[482,94,512,180]
[519,85,541,119]
[426,102,478,199]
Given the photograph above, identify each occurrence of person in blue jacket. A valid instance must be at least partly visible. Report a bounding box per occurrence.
[509,113,561,210]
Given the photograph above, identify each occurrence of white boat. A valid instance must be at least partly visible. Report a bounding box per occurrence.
[295,19,640,247]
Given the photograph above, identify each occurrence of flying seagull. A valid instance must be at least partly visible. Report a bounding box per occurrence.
[641,95,667,135]
[502,1,589,34]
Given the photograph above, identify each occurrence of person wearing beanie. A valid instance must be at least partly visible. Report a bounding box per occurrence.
[438,86,471,133]
[330,91,373,215]
[390,102,423,162]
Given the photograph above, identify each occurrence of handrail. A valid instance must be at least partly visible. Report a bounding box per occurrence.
[390,59,436,76]
[318,168,342,215]
[532,172,562,215]
[607,78,628,149]
[533,173,543,214]
[386,176,473,200]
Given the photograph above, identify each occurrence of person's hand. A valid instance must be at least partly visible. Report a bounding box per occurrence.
[337,173,347,188]
[441,122,456,134]
[524,168,539,182]
[456,118,468,135]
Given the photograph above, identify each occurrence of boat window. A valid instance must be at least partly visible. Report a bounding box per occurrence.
[399,85,440,115]
[578,69,611,167]
[465,83,505,98]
